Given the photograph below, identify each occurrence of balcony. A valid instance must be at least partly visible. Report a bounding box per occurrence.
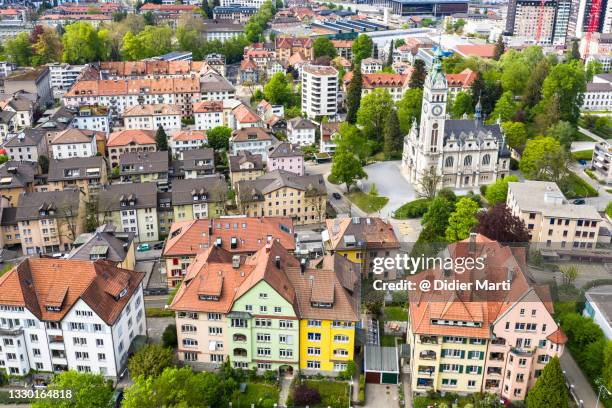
[48,335,64,344]
[419,350,437,360]
[491,337,506,345]
[233,333,247,342]
[51,350,66,359]
[489,352,504,361]
[487,367,502,376]
[417,366,436,376]
[485,379,500,390]
[419,335,438,344]
[416,378,433,388]
[233,348,247,357]
[510,347,534,357]
[0,327,23,336]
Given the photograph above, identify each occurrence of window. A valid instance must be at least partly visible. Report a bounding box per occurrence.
[259,305,267,313]
[209,327,222,336]
[307,332,321,341]
[98,353,106,361]
[468,380,476,388]
[254,319,271,327]
[279,349,293,358]
[181,324,196,333]
[464,155,472,166]
[96,339,104,347]
[482,154,490,165]
[208,313,221,321]
[307,347,321,356]
[184,352,197,362]
[445,156,454,167]
[279,334,293,344]
[308,320,321,327]
[274,307,282,313]
[307,361,320,369]
[334,334,349,343]
[182,338,198,348]
[257,347,271,356]
[333,349,349,357]
[69,322,86,331]
[256,333,271,342]
[441,378,457,387]
[210,354,224,363]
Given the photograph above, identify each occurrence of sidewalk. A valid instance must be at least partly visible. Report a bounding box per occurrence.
[579,127,606,143]
[561,351,602,408]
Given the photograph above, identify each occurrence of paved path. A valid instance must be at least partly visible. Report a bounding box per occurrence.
[579,126,606,143]
[278,376,292,407]
[569,163,611,211]
[364,383,399,408]
[561,351,602,408]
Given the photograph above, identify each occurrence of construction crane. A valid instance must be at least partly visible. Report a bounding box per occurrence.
[535,0,547,44]
[583,0,603,58]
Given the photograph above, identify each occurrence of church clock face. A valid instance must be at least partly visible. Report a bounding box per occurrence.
[432,105,443,116]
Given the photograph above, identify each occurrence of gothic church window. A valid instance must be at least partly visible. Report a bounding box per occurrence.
[445,157,454,168]
[464,155,472,166]
[482,154,491,165]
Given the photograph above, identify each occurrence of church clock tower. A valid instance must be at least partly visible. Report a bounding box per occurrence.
[419,48,448,156]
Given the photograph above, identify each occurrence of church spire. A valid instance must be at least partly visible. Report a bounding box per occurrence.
[474,95,482,123]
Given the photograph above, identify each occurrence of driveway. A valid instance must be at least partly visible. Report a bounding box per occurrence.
[364,383,399,408]
[359,161,417,217]
[561,352,603,408]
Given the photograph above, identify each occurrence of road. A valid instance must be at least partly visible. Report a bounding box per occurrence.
[578,126,607,143]
[569,162,611,211]
[561,351,603,408]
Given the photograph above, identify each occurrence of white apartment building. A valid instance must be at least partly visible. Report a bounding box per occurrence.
[286,117,317,146]
[200,72,236,102]
[50,128,98,159]
[507,181,603,250]
[219,0,267,9]
[301,65,338,119]
[123,104,182,132]
[71,105,112,134]
[47,63,85,99]
[230,127,276,162]
[0,258,146,380]
[582,74,612,111]
[193,100,224,130]
[591,141,612,185]
[361,58,383,74]
[170,130,208,157]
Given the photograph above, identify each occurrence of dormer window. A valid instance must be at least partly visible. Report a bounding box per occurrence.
[198,295,220,301]
[116,287,128,300]
[311,301,332,308]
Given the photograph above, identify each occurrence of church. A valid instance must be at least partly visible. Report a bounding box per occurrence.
[401,51,511,189]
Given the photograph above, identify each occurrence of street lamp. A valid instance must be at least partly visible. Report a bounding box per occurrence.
[596,383,611,408]
[348,379,354,408]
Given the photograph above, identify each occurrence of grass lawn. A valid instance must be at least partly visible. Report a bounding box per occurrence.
[561,172,599,199]
[384,306,408,321]
[575,131,595,142]
[347,191,389,213]
[571,149,593,161]
[0,263,13,278]
[380,334,398,346]
[145,307,174,318]
[393,198,431,219]
[304,380,350,408]
[231,383,279,408]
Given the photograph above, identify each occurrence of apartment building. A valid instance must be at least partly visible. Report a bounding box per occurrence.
[71,105,112,134]
[4,67,53,107]
[446,68,477,97]
[235,170,327,225]
[162,216,296,287]
[591,141,611,185]
[3,129,47,163]
[0,258,146,380]
[0,95,34,130]
[230,127,276,161]
[47,63,85,98]
[98,183,159,242]
[0,161,37,206]
[286,117,316,147]
[228,151,265,185]
[95,60,216,80]
[331,40,353,59]
[123,104,182,132]
[172,176,228,222]
[408,234,566,402]
[0,111,17,144]
[50,128,98,159]
[200,71,236,101]
[119,151,169,189]
[193,100,224,130]
[68,224,136,271]
[505,0,557,44]
[302,65,338,119]
[182,148,215,178]
[342,72,411,103]
[275,37,314,62]
[506,181,603,249]
[323,217,402,279]
[170,130,208,158]
[361,58,383,74]
[267,143,304,176]
[201,21,245,42]
[16,190,85,255]
[107,129,156,168]
[583,74,612,111]
[46,156,108,199]
[230,104,264,130]
[320,122,340,154]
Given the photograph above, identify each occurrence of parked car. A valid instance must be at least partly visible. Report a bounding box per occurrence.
[578,159,588,166]
[332,192,342,200]
[111,388,124,408]
[153,242,164,250]
[137,243,151,252]
[573,199,586,205]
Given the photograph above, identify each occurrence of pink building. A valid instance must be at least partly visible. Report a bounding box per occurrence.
[266,142,304,176]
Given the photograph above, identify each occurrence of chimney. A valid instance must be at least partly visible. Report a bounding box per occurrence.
[300,258,307,275]
[468,232,477,254]
[275,256,281,269]
[232,255,240,269]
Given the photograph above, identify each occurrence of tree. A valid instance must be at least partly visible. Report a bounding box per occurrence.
[162,324,178,348]
[4,32,33,66]
[263,72,291,106]
[397,88,423,133]
[450,91,473,118]
[568,40,580,61]
[336,123,371,164]
[127,344,174,379]
[585,59,604,82]
[519,136,568,182]
[560,265,578,286]
[548,120,576,150]
[155,125,168,151]
[539,60,586,125]
[526,357,569,408]
[62,22,107,64]
[416,166,442,199]
[386,39,394,67]
[409,59,427,89]
[352,34,373,65]
[501,121,527,150]
[176,17,206,56]
[313,37,337,59]
[293,385,321,407]
[493,35,505,60]
[383,109,402,159]
[445,197,479,242]
[32,27,63,65]
[475,203,530,243]
[523,58,549,110]
[207,126,231,150]
[32,371,113,408]
[421,196,455,241]
[121,25,173,60]
[356,88,394,143]
[331,147,367,192]
[346,67,362,124]
[484,175,519,204]
[500,52,530,95]
[37,154,49,174]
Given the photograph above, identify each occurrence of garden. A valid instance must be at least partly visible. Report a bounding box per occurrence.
[286,377,350,408]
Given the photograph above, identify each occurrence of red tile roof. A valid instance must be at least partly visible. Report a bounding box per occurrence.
[455,44,497,58]
[107,129,156,147]
[446,68,477,88]
[193,100,223,113]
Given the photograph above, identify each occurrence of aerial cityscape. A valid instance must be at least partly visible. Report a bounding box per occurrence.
[0,0,609,406]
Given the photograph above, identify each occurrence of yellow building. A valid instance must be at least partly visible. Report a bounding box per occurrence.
[171,176,227,222]
[0,161,37,207]
[286,255,361,374]
[323,217,401,279]
[228,151,264,186]
[235,170,327,226]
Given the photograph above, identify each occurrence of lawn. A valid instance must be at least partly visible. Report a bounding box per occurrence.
[393,198,431,219]
[347,191,389,213]
[327,173,341,185]
[560,172,599,199]
[231,383,279,408]
[304,380,349,408]
[571,149,593,161]
[384,306,408,321]
[380,334,398,346]
[574,131,595,142]
[0,263,13,277]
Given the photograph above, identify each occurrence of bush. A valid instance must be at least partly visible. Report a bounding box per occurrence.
[127,344,174,378]
[162,324,177,348]
[560,172,598,198]
[294,384,321,406]
[359,374,365,404]
[510,158,519,170]
[606,201,612,218]
[338,361,356,380]
[146,307,174,317]
[393,198,431,219]
[263,370,277,383]
[479,184,487,195]
[437,188,457,202]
